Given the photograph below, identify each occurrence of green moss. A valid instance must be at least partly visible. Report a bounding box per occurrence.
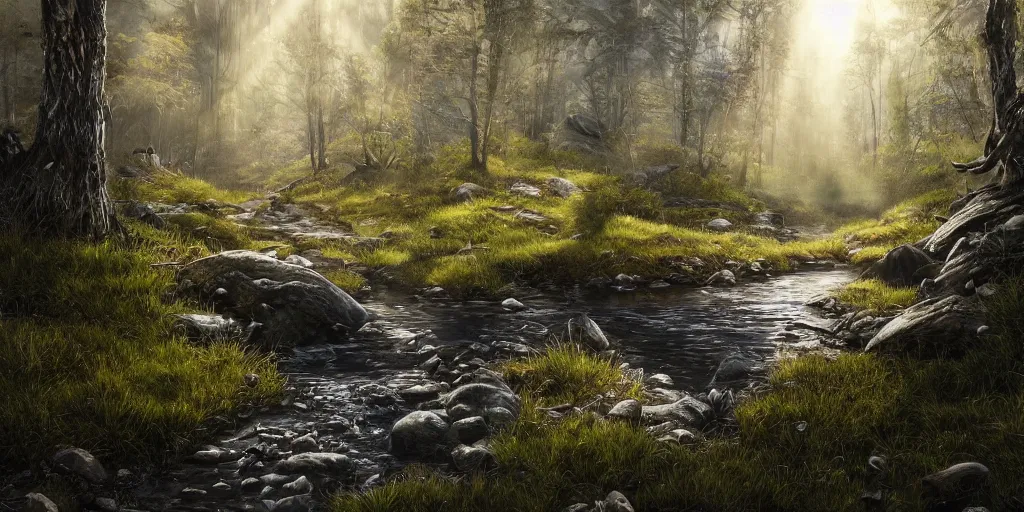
[334,276,1024,512]
[850,245,891,265]
[838,189,956,259]
[833,279,918,314]
[0,228,283,467]
[321,268,368,292]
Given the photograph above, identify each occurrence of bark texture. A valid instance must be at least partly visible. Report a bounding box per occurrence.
[0,0,115,238]
[952,0,1024,186]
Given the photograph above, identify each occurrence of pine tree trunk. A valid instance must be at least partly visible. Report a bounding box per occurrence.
[468,41,482,169]
[1,0,116,239]
[317,103,327,170]
[307,109,317,173]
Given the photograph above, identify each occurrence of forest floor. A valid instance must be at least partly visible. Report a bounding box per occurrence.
[2,143,993,512]
[114,142,954,300]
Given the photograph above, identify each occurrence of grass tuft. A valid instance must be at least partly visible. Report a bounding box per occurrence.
[833,279,918,314]
[502,345,644,407]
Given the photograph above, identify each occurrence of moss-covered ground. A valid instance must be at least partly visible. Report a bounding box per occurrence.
[271,141,847,298]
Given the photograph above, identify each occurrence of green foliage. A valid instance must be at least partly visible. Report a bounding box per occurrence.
[833,279,918,314]
[334,276,1024,511]
[0,229,283,467]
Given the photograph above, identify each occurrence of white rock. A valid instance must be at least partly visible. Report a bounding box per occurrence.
[707,218,733,232]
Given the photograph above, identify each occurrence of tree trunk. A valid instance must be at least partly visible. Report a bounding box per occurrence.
[481,36,504,170]
[468,40,482,169]
[0,0,116,239]
[1,47,12,127]
[317,102,327,170]
[986,0,1019,182]
[307,109,317,173]
[952,0,1024,186]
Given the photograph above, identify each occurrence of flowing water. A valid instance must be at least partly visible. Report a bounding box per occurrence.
[134,268,856,511]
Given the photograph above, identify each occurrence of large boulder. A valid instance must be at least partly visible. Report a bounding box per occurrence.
[861,244,936,287]
[389,411,450,457]
[710,352,764,385]
[176,251,369,347]
[566,114,604,139]
[865,295,984,352]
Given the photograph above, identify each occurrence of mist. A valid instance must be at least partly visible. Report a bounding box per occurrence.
[0,0,991,212]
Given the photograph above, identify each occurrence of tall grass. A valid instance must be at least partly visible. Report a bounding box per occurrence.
[0,227,283,467]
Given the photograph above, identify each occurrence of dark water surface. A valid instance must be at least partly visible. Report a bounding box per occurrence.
[140,268,856,511]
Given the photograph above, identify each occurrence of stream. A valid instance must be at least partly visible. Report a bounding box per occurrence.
[133,268,857,511]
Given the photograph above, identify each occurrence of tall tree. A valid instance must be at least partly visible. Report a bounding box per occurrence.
[0,0,116,238]
[952,0,1024,186]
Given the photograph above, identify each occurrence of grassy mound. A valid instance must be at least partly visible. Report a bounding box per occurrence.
[833,279,918,314]
[333,276,1024,511]
[0,224,283,468]
[838,189,957,266]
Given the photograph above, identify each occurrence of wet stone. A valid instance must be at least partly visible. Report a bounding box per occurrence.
[241,477,263,493]
[448,416,489,445]
[280,476,313,497]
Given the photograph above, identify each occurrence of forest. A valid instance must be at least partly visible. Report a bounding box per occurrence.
[0,0,1023,511]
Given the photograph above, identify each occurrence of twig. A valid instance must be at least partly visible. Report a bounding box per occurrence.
[150,262,184,268]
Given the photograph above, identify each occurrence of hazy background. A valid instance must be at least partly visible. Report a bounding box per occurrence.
[0,0,995,212]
